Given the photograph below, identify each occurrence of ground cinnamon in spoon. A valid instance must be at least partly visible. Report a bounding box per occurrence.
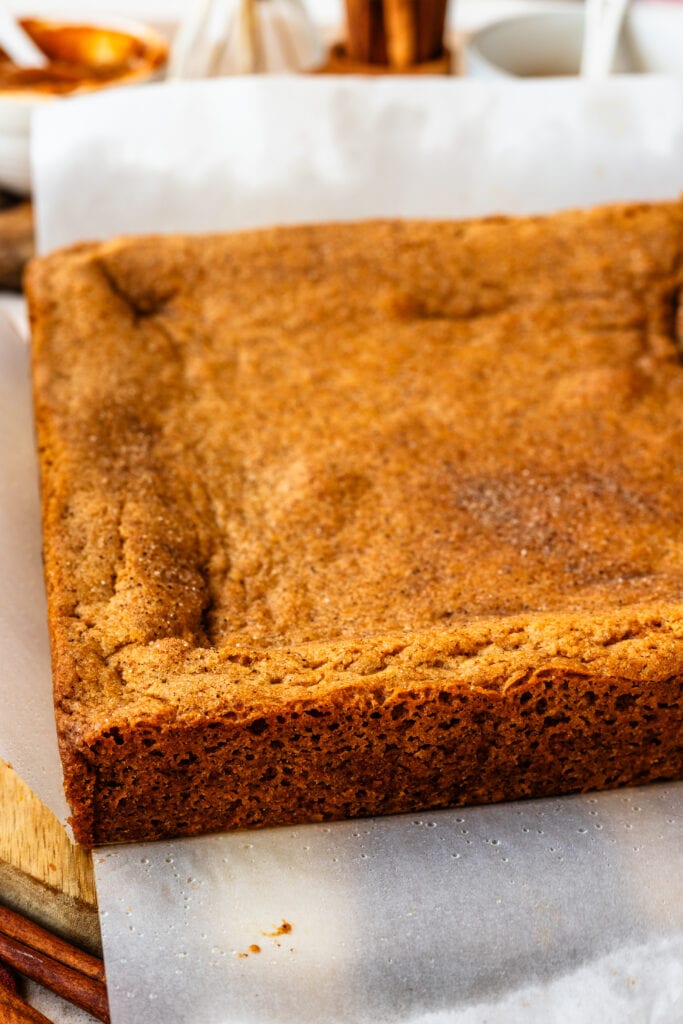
[0,18,165,94]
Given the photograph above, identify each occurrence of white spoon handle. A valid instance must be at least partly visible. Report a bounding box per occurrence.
[0,8,47,68]
[581,0,630,79]
[166,0,215,80]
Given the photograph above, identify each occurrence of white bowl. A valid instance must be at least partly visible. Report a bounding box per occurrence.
[0,18,167,194]
[465,3,683,78]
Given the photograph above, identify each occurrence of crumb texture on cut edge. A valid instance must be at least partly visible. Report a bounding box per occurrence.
[66,658,683,847]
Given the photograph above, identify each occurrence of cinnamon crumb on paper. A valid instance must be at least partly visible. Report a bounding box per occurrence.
[263,920,292,937]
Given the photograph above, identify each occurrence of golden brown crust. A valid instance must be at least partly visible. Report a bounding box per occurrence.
[26,204,683,846]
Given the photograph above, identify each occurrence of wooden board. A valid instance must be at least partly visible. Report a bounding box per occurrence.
[0,760,100,956]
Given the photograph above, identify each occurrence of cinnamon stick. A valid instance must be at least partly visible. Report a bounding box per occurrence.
[0,958,18,993]
[0,960,55,1024]
[345,0,386,63]
[0,985,57,1024]
[0,906,104,984]
[0,932,109,1023]
[383,0,415,68]
[344,0,448,67]
[414,0,448,63]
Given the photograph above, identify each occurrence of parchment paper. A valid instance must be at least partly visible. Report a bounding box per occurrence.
[0,316,69,821]
[2,75,683,1022]
[32,75,683,252]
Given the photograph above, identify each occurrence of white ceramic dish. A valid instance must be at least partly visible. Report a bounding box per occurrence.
[0,17,167,194]
[465,2,683,78]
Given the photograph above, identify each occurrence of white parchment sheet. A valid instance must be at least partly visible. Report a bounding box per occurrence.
[31,75,683,250]
[1,75,682,1022]
[0,318,69,820]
